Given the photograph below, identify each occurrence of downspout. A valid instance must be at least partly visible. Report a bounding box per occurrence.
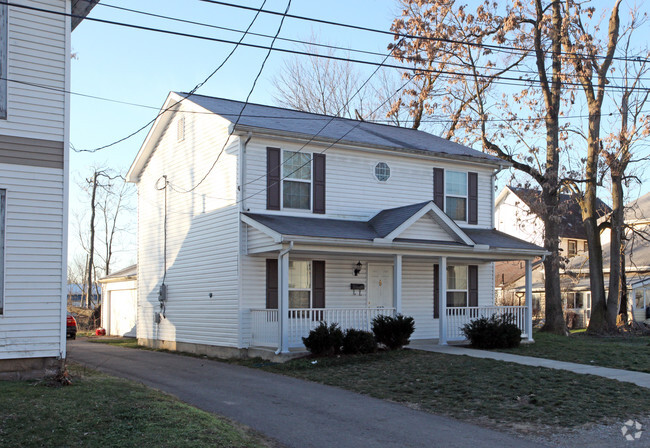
[239,132,252,212]
[275,241,294,355]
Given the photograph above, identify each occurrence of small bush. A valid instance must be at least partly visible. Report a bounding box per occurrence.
[462,313,521,349]
[302,322,343,356]
[371,314,415,350]
[342,329,377,354]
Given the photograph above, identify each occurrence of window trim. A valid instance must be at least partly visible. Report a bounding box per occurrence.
[446,265,468,308]
[288,259,312,309]
[567,239,577,257]
[374,162,391,182]
[444,170,468,223]
[281,150,312,212]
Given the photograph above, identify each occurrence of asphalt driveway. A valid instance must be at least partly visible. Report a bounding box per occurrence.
[67,340,547,448]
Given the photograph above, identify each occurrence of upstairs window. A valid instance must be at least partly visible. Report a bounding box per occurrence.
[445,171,467,221]
[374,162,390,182]
[0,4,7,119]
[282,151,311,210]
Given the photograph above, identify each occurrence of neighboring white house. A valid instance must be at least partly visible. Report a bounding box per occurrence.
[0,1,96,379]
[126,92,547,358]
[99,264,137,337]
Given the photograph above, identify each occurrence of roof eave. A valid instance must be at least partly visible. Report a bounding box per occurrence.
[232,125,509,168]
[71,0,99,31]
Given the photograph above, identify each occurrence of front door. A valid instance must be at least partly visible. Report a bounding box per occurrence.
[367,264,393,308]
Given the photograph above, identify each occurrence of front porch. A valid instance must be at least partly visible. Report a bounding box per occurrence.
[250,304,531,350]
[241,201,546,353]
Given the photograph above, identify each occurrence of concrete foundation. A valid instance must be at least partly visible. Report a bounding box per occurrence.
[138,338,306,363]
[0,356,63,380]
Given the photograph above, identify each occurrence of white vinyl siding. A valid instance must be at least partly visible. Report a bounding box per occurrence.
[137,105,241,348]
[0,189,4,313]
[0,3,7,119]
[0,1,66,140]
[398,213,456,242]
[240,254,495,345]
[244,138,493,227]
[0,163,64,359]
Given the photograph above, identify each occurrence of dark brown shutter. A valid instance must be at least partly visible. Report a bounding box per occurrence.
[312,260,325,321]
[433,264,440,318]
[266,259,278,309]
[266,147,281,210]
[468,265,478,307]
[468,172,478,224]
[433,168,444,210]
[313,154,326,214]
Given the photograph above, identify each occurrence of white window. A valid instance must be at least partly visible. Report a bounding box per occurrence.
[446,265,467,307]
[176,116,185,142]
[568,240,577,257]
[0,189,5,314]
[0,4,7,120]
[288,260,311,308]
[282,151,311,210]
[445,171,467,221]
[635,289,645,310]
[374,162,390,182]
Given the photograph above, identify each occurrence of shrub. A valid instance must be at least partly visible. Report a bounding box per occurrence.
[302,322,343,356]
[342,329,377,354]
[371,314,415,350]
[462,313,521,349]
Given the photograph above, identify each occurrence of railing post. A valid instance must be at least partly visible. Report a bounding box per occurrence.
[439,256,448,345]
[525,259,534,342]
[279,251,290,353]
[394,255,402,315]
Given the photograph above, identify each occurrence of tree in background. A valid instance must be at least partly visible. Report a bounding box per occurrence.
[75,167,135,308]
[389,0,570,334]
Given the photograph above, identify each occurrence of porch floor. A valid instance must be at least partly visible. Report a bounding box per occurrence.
[408,342,650,389]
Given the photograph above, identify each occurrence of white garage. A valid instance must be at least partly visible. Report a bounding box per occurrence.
[99,265,137,337]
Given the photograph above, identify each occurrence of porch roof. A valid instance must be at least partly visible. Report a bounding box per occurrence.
[243,203,545,255]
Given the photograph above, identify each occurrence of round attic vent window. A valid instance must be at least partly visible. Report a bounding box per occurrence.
[375,162,390,182]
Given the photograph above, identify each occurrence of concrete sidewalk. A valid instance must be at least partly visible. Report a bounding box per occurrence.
[67,340,547,448]
[409,341,650,389]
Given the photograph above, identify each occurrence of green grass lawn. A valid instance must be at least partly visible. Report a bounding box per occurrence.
[0,364,271,448]
[497,331,650,373]
[249,350,650,432]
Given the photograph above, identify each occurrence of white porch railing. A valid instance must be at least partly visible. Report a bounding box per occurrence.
[446,306,529,342]
[250,307,396,349]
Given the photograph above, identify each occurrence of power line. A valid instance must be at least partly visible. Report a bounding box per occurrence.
[200,0,650,64]
[4,1,649,96]
[70,0,270,152]
[169,0,293,194]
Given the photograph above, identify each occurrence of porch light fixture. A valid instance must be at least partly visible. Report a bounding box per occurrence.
[354,261,362,276]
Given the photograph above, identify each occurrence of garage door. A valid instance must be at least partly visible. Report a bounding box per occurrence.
[109,289,137,337]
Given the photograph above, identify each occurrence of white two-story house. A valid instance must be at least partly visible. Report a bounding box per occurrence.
[0,0,96,378]
[127,92,546,358]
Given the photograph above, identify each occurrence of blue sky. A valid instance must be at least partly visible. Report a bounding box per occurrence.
[68,0,650,272]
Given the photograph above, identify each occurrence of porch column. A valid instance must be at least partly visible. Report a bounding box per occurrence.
[394,255,402,315]
[438,256,447,345]
[525,259,534,342]
[278,250,290,353]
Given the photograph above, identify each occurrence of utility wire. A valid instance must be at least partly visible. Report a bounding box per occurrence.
[68,0,269,152]
[3,1,649,94]
[93,0,650,82]
[169,0,293,194]
[200,0,650,64]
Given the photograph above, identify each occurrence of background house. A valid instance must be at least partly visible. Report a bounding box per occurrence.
[126,92,545,359]
[0,1,95,379]
[99,264,137,337]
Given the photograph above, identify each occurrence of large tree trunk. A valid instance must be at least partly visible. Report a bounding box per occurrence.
[608,171,624,325]
[84,172,98,309]
[540,200,566,334]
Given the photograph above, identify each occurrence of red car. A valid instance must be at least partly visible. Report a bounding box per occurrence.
[66,313,77,339]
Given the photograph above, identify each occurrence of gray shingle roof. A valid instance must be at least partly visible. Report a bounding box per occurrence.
[181,93,502,164]
[245,202,546,253]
